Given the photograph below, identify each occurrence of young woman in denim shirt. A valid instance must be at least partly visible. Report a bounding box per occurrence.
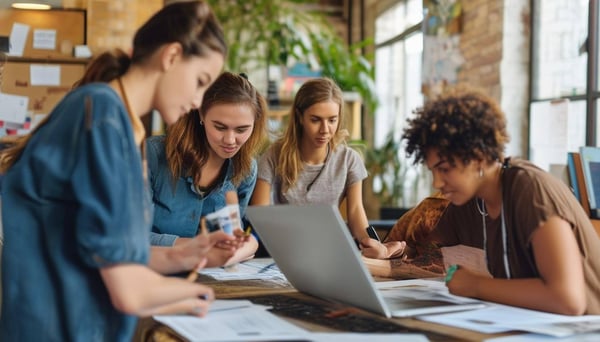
[0,2,244,341]
[147,72,267,267]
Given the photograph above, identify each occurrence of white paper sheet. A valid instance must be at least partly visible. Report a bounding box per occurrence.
[376,278,483,305]
[8,23,29,56]
[30,65,61,86]
[419,303,600,337]
[33,29,56,50]
[441,244,492,277]
[154,305,307,341]
[0,93,29,123]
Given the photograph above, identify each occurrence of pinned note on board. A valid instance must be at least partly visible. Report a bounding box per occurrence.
[73,45,92,58]
[0,93,29,124]
[8,22,29,57]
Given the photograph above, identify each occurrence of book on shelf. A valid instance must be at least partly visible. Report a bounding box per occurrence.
[566,151,590,217]
[579,147,600,218]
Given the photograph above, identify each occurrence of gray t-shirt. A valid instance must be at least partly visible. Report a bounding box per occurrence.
[258,144,368,205]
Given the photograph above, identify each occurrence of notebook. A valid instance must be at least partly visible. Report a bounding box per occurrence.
[245,204,487,318]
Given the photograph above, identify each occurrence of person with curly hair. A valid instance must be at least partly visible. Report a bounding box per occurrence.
[402,86,600,315]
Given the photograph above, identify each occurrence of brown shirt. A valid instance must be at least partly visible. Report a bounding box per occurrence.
[433,158,600,314]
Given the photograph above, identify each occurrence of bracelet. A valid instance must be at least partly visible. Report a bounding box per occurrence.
[445,264,459,283]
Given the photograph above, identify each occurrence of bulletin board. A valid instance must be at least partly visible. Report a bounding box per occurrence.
[2,61,85,115]
[0,8,86,59]
[0,8,88,118]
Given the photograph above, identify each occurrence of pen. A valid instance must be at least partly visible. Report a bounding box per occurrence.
[244,226,252,237]
[366,225,380,241]
[258,262,276,273]
[186,217,208,283]
[445,264,458,283]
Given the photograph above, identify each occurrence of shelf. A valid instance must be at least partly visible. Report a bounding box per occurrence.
[7,56,90,65]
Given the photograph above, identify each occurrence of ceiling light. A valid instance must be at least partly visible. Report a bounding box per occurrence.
[11,2,52,10]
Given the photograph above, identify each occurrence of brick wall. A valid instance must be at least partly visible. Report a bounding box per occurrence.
[458,0,530,157]
[61,0,163,54]
[362,0,530,157]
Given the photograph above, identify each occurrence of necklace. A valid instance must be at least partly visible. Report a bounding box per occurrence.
[475,197,488,216]
[117,78,133,116]
[306,144,330,192]
[117,77,148,183]
[477,197,511,279]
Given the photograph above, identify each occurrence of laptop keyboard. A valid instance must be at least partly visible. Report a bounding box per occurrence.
[245,294,450,340]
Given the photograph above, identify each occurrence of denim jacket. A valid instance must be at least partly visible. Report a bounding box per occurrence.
[1,84,150,341]
[146,136,257,246]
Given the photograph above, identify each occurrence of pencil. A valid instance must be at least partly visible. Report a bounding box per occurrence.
[186,217,208,282]
[244,226,252,237]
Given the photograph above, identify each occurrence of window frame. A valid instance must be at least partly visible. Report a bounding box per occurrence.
[530,0,600,146]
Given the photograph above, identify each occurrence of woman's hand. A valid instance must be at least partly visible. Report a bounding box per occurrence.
[171,230,237,270]
[214,228,249,250]
[359,238,406,259]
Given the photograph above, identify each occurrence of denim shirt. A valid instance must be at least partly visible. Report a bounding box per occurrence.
[146,136,257,246]
[1,84,151,342]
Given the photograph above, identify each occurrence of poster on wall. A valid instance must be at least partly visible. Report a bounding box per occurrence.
[421,0,463,97]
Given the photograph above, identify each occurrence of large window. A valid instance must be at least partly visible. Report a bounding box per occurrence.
[374,0,423,146]
[531,0,599,148]
[374,0,426,206]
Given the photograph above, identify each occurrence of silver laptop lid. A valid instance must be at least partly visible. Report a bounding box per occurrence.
[246,204,392,317]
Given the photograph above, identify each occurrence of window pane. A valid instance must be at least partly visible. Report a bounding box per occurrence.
[375,0,423,44]
[532,0,588,99]
[374,32,423,144]
[529,100,586,171]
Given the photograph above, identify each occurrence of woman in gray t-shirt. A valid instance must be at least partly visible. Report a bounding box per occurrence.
[251,78,404,259]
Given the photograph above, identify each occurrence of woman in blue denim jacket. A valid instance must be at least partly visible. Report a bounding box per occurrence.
[147,72,267,267]
[0,2,244,341]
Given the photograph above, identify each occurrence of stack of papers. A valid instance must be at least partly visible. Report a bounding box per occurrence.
[154,299,428,341]
[418,303,600,338]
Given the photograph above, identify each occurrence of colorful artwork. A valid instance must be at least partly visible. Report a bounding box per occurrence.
[422,0,464,97]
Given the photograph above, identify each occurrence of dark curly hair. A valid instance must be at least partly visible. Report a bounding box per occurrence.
[402,86,509,166]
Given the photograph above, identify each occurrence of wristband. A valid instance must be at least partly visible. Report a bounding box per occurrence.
[445,264,458,283]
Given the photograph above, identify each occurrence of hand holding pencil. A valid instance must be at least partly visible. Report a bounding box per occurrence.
[186,218,209,282]
[173,217,236,273]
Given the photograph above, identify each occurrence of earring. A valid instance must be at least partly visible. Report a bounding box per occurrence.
[199,120,204,125]
[479,168,483,178]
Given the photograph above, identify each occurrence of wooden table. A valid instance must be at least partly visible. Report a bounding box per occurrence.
[134,266,521,342]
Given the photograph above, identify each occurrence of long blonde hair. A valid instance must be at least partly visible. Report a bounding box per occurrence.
[165,72,267,187]
[275,77,347,191]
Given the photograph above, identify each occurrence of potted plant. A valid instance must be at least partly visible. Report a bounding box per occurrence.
[206,0,379,114]
[364,132,412,219]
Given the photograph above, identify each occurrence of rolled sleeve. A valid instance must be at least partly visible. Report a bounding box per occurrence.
[150,231,178,246]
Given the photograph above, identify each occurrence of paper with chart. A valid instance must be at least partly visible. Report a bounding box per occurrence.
[200,258,286,281]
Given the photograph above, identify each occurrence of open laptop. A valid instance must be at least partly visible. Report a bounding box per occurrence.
[245,204,486,318]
